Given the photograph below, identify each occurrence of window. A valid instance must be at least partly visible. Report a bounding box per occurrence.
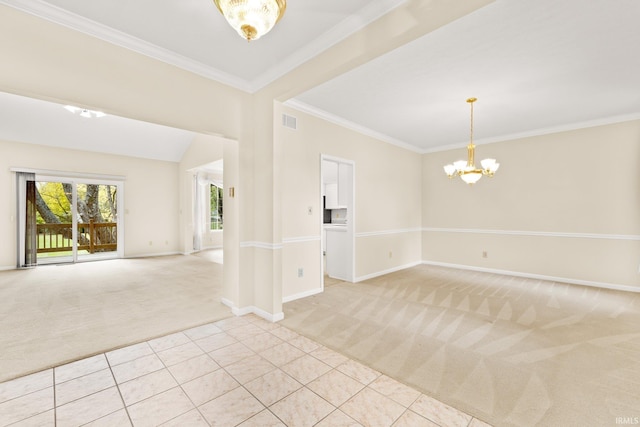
[210,184,223,230]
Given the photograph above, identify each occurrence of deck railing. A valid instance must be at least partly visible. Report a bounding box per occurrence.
[36,221,117,254]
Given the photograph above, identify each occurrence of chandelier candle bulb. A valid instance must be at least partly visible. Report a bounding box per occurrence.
[443,98,499,184]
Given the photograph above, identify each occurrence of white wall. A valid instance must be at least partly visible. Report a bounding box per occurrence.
[0,139,182,269]
[278,103,423,301]
[422,119,640,289]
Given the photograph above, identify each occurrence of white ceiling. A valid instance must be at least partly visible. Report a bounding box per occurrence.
[4,0,403,92]
[293,0,640,152]
[2,0,640,158]
[0,91,195,162]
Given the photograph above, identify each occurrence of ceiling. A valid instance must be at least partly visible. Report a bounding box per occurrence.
[0,91,195,162]
[2,0,640,159]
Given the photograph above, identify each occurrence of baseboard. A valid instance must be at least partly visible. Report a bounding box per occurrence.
[282,287,323,303]
[422,260,640,293]
[221,298,247,316]
[220,298,284,322]
[355,261,422,282]
[1,253,181,270]
[125,251,181,259]
[253,307,285,323]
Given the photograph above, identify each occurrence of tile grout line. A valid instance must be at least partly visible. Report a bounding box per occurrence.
[52,368,57,427]
[149,331,206,426]
[183,319,333,426]
[114,326,238,423]
[230,323,335,426]
[52,362,122,423]
[247,326,325,425]
[105,352,134,427]
[179,330,229,426]
[261,324,361,426]
[213,330,275,425]
[0,380,51,426]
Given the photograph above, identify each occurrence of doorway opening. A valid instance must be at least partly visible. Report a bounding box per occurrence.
[190,159,224,259]
[320,155,355,285]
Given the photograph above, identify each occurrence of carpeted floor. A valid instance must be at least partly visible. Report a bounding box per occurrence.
[0,253,231,383]
[281,265,640,427]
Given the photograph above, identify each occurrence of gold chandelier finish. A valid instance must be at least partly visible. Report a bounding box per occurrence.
[443,98,499,185]
[213,0,286,41]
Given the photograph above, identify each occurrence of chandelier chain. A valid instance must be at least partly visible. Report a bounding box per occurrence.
[469,100,474,144]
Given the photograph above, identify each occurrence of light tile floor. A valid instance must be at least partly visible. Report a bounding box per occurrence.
[0,314,493,427]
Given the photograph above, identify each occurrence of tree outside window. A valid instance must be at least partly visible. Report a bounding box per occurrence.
[210,184,223,230]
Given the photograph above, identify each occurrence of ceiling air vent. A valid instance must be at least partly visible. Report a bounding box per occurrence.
[282,113,297,130]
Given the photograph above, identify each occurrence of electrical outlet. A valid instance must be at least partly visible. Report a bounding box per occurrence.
[307,206,313,215]
[298,268,304,278]
[149,241,153,246]
[389,251,393,258]
[482,251,488,258]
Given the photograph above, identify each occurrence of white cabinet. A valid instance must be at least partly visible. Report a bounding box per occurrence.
[325,163,348,209]
[325,226,349,280]
[338,163,349,207]
[325,183,339,209]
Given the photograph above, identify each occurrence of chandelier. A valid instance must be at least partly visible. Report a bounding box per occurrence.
[443,97,499,184]
[213,0,286,41]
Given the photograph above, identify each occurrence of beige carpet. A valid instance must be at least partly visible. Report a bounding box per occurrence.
[281,265,640,427]
[0,253,231,383]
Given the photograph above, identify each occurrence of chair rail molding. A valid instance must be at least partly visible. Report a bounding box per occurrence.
[422,227,640,241]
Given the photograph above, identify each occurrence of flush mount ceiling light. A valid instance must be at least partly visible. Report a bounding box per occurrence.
[64,105,106,118]
[443,98,499,185]
[212,0,286,41]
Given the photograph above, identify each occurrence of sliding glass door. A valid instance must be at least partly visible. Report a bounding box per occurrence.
[18,173,123,266]
[75,182,119,261]
[35,179,75,264]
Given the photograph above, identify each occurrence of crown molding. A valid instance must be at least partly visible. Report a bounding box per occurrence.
[284,99,422,153]
[0,0,252,92]
[286,99,640,155]
[250,0,409,91]
[422,112,640,154]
